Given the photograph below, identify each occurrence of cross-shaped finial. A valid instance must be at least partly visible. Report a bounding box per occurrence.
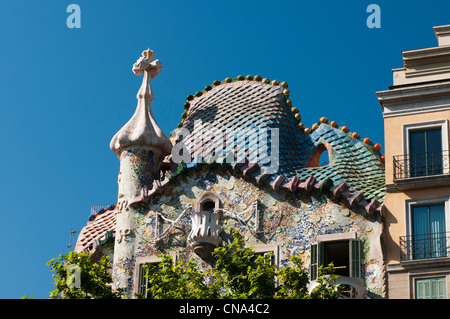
[132,48,162,78]
[110,47,172,158]
[141,48,155,61]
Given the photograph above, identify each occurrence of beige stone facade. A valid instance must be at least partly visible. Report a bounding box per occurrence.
[378,25,450,299]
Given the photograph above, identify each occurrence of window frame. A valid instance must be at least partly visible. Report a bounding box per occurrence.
[134,254,177,298]
[310,232,361,281]
[196,192,220,213]
[307,143,330,168]
[404,197,450,260]
[253,244,279,268]
[414,276,447,299]
[405,196,450,239]
[402,119,449,176]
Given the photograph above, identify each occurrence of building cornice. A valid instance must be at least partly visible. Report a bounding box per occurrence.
[402,45,450,67]
[377,81,450,118]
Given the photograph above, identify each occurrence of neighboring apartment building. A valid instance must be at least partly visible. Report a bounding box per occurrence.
[377,25,450,299]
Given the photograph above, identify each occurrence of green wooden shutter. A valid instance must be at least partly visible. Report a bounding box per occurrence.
[416,277,446,299]
[416,279,430,299]
[310,242,323,280]
[138,264,149,297]
[349,239,361,278]
[431,278,446,299]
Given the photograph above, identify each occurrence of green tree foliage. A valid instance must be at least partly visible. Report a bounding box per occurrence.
[142,230,342,299]
[47,251,124,299]
[48,231,342,299]
[275,255,309,299]
[140,255,220,299]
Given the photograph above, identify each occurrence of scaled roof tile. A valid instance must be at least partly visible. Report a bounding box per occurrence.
[77,76,387,255]
[74,208,116,254]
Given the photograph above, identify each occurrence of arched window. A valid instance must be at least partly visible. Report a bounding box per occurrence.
[308,143,330,168]
[196,192,220,213]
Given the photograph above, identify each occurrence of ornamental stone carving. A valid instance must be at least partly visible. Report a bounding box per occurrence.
[187,192,222,259]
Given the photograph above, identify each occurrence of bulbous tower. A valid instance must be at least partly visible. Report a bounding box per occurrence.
[110,49,172,292]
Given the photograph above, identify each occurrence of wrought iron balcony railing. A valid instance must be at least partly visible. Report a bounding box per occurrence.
[400,232,450,261]
[393,150,449,180]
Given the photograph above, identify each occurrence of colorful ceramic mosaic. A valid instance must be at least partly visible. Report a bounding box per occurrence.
[122,149,157,188]
[77,66,387,299]
[129,168,384,297]
[171,79,385,215]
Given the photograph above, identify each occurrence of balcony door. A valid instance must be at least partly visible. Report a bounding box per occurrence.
[409,128,443,177]
[412,203,446,259]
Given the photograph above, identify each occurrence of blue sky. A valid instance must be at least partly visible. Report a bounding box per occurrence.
[1,0,449,298]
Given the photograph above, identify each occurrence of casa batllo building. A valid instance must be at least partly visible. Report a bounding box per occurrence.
[74,42,390,298]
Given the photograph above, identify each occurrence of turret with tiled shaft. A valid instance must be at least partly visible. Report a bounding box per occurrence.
[110,49,172,294]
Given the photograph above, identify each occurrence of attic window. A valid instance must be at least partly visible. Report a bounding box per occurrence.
[308,143,330,168]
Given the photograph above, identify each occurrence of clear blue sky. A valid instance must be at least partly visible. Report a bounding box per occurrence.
[1,0,449,299]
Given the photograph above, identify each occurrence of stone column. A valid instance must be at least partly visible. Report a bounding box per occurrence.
[113,146,161,292]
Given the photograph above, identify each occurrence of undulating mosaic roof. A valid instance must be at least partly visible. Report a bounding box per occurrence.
[175,77,314,176]
[170,75,385,214]
[76,75,386,255]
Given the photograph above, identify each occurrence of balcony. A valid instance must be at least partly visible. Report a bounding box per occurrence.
[392,151,450,189]
[400,232,450,261]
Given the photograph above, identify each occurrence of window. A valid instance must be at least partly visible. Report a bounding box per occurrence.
[409,128,443,177]
[196,192,220,213]
[308,143,330,168]
[415,277,446,299]
[401,120,449,179]
[134,255,176,298]
[252,245,279,286]
[253,245,279,267]
[200,200,215,213]
[137,262,159,298]
[189,192,221,259]
[412,203,447,259]
[310,238,361,281]
[403,197,450,261]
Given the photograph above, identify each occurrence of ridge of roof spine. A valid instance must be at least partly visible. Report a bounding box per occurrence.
[306,117,385,163]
